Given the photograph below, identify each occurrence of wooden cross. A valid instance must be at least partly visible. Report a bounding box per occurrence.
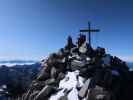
[80,22,100,47]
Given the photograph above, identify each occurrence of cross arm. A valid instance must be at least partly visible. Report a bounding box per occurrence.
[80,29,100,32]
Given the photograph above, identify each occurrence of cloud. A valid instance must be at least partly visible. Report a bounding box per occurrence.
[118,56,133,62]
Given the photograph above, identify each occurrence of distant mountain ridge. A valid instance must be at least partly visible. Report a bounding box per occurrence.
[0,60,37,67]
[0,60,36,63]
[0,62,42,99]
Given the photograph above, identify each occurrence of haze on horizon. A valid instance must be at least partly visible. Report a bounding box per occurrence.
[0,0,133,62]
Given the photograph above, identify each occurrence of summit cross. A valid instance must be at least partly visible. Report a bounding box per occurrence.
[80,22,100,47]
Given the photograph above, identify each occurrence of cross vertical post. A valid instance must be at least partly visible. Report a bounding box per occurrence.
[88,22,91,46]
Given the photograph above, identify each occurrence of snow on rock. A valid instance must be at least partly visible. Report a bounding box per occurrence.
[0,89,3,92]
[68,88,79,100]
[1,85,7,89]
[0,85,7,92]
[49,71,85,100]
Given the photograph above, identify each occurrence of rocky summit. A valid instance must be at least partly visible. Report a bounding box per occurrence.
[16,34,132,100]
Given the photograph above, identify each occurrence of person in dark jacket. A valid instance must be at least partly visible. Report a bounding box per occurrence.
[64,35,76,51]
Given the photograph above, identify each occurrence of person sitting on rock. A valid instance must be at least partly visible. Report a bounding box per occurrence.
[71,34,87,55]
[77,33,86,48]
[77,34,94,58]
[64,35,76,52]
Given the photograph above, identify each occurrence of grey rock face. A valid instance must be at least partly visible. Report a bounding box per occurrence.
[78,78,91,98]
[13,35,130,100]
[34,85,55,100]
[87,85,111,100]
[45,78,56,85]
[71,60,87,71]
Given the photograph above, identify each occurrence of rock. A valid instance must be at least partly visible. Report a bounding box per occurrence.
[71,60,86,71]
[34,85,55,100]
[78,78,91,98]
[70,54,80,60]
[32,81,46,90]
[23,87,33,100]
[79,64,97,78]
[57,48,65,57]
[45,78,56,85]
[58,95,68,100]
[87,85,111,100]
[57,72,65,81]
[51,67,58,79]
[111,56,129,78]
[79,67,89,77]
[28,90,40,100]
[37,66,51,81]
[58,88,72,100]
[71,47,80,55]
[101,54,112,67]
[95,47,105,57]
[54,62,67,73]
[37,71,50,81]
[89,68,111,89]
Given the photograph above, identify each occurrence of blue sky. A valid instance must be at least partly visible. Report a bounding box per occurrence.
[0,0,133,61]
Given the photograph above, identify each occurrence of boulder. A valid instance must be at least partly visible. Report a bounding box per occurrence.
[101,54,112,67]
[79,64,97,78]
[32,81,46,90]
[71,60,86,71]
[54,62,67,73]
[37,66,51,81]
[78,78,91,98]
[50,67,58,79]
[71,47,80,55]
[58,88,73,100]
[34,85,56,100]
[45,78,56,86]
[28,90,40,100]
[87,85,111,100]
[58,95,68,100]
[95,47,105,57]
[90,68,112,89]
[57,72,65,81]
[37,71,50,81]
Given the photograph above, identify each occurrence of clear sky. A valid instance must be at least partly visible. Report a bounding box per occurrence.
[0,0,133,61]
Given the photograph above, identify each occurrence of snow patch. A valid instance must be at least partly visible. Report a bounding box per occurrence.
[49,71,85,100]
